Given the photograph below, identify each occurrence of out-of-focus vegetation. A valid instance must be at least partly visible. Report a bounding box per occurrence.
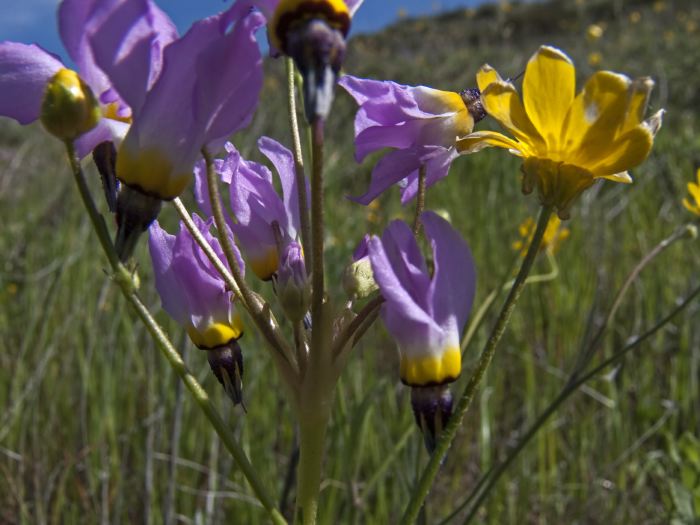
[1,0,698,523]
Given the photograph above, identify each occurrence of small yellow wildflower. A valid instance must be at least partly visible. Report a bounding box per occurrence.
[588,51,603,67]
[629,11,641,24]
[653,1,666,13]
[457,46,664,219]
[512,215,570,256]
[586,23,604,41]
[683,168,700,216]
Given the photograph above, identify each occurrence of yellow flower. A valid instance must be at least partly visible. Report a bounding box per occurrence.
[457,46,664,219]
[586,23,604,41]
[512,215,570,256]
[683,168,700,216]
[588,51,603,67]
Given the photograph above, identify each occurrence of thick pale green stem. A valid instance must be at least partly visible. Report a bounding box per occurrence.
[400,205,554,524]
[309,118,326,361]
[64,143,286,525]
[295,407,331,524]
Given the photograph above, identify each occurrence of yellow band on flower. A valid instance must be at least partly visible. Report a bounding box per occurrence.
[270,0,350,53]
[187,314,244,349]
[400,346,461,387]
[116,145,192,200]
[249,245,280,281]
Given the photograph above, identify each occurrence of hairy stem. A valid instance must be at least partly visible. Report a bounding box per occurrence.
[286,58,311,257]
[412,165,427,235]
[64,143,286,525]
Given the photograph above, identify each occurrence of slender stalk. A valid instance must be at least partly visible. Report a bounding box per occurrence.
[310,118,326,357]
[457,282,700,524]
[64,143,286,525]
[202,148,297,372]
[332,295,384,357]
[400,206,554,524]
[286,58,311,256]
[295,408,330,525]
[172,197,239,296]
[412,165,427,235]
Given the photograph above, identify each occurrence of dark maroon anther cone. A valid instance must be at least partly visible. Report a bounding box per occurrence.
[460,88,487,124]
[286,19,346,123]
[410,385,454,454]
[92,141,119,213]
[207,341,245,409]
[114,184,162,262]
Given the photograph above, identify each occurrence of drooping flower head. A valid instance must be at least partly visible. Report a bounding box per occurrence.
[149,214,244,349]
[195,137,308,281]
[86,0,265,259]
[148,214,246,404]
[339,76,483,205]
[683,168,700,216]
[235,0,362,121]
[457,45,664,219]
[367,211,476,387]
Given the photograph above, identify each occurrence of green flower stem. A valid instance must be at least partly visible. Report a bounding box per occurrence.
[63,143,286,525]
[286,58,311,256]
[461,250,559,353]
[310,118,326,359]
[202,148,298,375]
[400,205,554,525]
[457,282,700,525]
[412,165,427,235]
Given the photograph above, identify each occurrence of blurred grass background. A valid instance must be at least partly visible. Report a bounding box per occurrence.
[1,0,699,523]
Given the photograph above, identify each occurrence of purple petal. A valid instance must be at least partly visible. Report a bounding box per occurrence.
[87,0,177,115]
[352,234,370,261]
[74,117,130,158]
[257,136,307,239]
[0,42,63,124]
[148,220,189,324]
[345,0,364,15]
[196,10,264,144]
[399,146,457,204]
[350,147,425,205]
[421,211,475,333]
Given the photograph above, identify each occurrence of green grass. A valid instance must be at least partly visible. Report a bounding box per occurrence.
[1,0,700,523]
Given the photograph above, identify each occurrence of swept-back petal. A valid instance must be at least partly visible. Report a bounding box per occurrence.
[87,0,178,115]
[350,146,425,205]
[522,46,575,149]
[75,118,129,158]
[421,211,475,331]
[621,77,654,133]
[148,220,188,324]
[400,147,457,204]
[0,42,63,124]
[481,80,543,148]
[456,130,525,155]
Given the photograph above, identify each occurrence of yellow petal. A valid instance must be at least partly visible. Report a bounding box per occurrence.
[599,171,633,183]
[522,46,576,150]
[476,64,503,92]
[481,81,544,149]
[621,77,654,133]
[588,125,653,176]
[565,71,632,167]
[456,130,524,154]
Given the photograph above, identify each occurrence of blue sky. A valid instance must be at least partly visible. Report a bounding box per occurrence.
[0,0,485,62]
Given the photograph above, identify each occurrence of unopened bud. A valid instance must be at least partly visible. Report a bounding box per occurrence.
[41,68,100,140]
[207,341,245,407]
[276,241,311,323]
[410,385,454,454]
[343,257,377,299]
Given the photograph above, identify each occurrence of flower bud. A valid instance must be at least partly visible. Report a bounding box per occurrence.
[410,385,454,454]
[276,241,311,323]
[271,0,350,122]
[343,235,378,299]
[40,68,100,140]
[207,341,245,407]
